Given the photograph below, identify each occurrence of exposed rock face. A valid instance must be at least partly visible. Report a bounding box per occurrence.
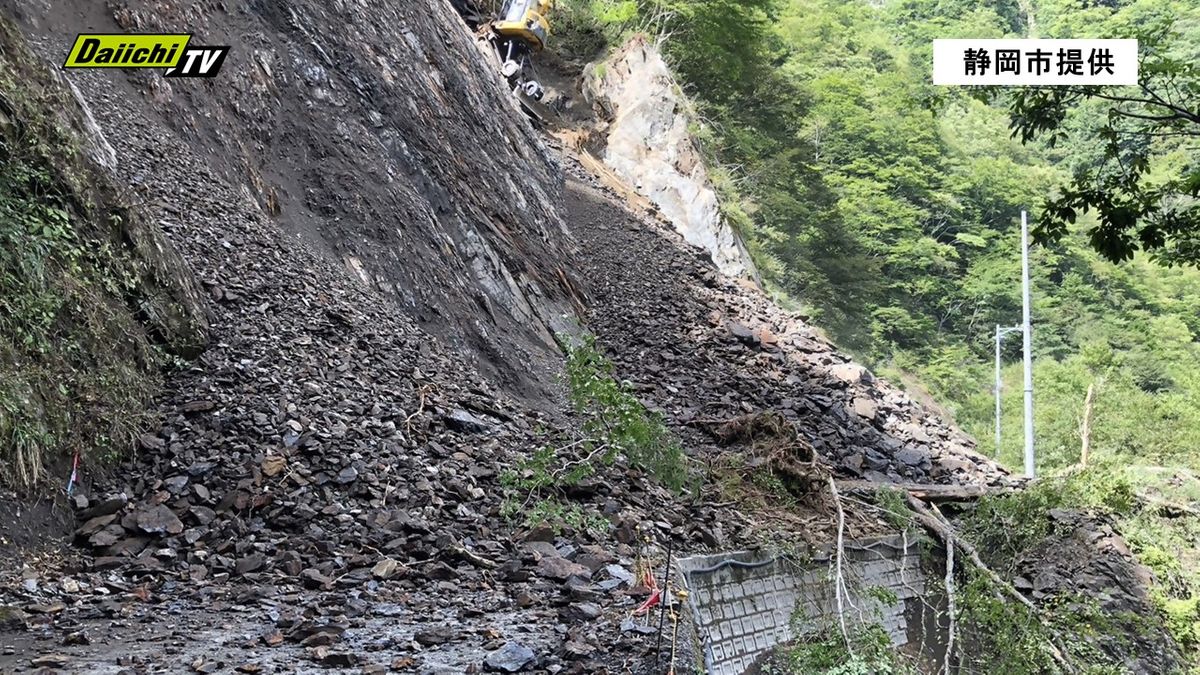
[14,0,581,403]
[584,35,758,281]
[1012,509,1182,673]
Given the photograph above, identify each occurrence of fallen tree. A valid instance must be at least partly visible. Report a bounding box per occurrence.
[901,493,1079,674]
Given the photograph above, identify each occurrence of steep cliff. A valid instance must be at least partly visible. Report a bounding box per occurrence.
[12,0,581,403]
[583,36,758,281]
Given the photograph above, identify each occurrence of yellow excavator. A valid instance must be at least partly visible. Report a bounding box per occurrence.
[490,0,554,101]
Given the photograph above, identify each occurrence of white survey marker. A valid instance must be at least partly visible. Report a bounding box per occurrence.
[933,38,1138,85]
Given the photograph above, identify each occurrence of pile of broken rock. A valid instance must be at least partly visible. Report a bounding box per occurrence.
[563,170,1014,490]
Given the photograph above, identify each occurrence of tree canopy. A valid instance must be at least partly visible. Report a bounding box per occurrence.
[1003,2,1200,265]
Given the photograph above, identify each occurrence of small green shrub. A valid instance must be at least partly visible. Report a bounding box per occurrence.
[768,623,915,675]
[549,0,625,58]
[1157,595,1200,651]
[960,464,1136,572]
[563,333,689,492]
[498,334,690,531]
[874,487,914,530]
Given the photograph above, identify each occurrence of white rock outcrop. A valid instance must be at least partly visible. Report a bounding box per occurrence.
[584,36,758,281]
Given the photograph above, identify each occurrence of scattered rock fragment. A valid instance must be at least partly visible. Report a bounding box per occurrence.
[484,642,535,672]
[235,554,265,576]
[559,601,602,622]
[414,626,459,646]
[536,556,590,581]
[134,504,184,535]
[371,558,400,580]
[443,408,490,433]
[31,654,70,668]
[261,455,287,477]
[25,603,66,615]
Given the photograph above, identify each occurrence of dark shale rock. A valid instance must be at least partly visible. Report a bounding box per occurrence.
[133,505,184,535]
[536,556,591,582]
[443,409,492,433]
[484,642,536,672]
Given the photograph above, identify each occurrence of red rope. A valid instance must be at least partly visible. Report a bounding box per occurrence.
[65,450,80,496]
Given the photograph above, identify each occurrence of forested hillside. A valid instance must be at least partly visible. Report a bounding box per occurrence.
[566,0,1195,468]
[566,0,1199,470]
[559,0,1200,663]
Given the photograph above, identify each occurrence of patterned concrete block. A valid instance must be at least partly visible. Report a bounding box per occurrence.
[678,533,928,675]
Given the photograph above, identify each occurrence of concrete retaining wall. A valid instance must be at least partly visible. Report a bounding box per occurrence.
[678,533,930,674]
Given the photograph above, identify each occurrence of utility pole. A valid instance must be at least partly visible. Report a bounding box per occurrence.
[993,324,1022,458]
[1021,211,1035,478]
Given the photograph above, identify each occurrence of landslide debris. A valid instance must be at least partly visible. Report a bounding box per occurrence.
[21,0,582,405]
[0,1,1056,673]
[561,171,1011,490]
[0,5,773,672]
[1016,509,1183,672]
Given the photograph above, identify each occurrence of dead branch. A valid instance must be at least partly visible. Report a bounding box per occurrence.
[941,502,956,675]
[404,385,430,432]
[1079,381,1096,467]
[836,480,1017,501]
[550,438,608,480]
[1136,491,1200,517]
[828,476,853,655]
[452,544,497,570]
[904,494,1078,674]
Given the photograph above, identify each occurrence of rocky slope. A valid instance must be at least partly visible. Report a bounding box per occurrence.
[561,169,1008,491]
[0,7,695,672]
[9,0,582,405]
[582,36,758,281]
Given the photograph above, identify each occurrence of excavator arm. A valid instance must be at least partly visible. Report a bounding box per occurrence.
[489,0,555,101]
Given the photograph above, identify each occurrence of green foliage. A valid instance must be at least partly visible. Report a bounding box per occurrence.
[549,0,618,57]
[1122,468,1200,660]
[0,27,168,490]
[1157,594,1200,652]
[1000,2,1200,265]
[499,334,689,531]
[497,486,611,536]
[874,487,915,531]
[960,465,1136,572]
[960,463,1200,670]
[766,623,915,675]
[563,334,689,492]
[863,585,900,606]
[956,573,1130,674]
[957,571,1068,674]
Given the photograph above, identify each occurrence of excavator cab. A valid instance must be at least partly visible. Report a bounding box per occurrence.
[494,0,553,52]
[491,0,554,101]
